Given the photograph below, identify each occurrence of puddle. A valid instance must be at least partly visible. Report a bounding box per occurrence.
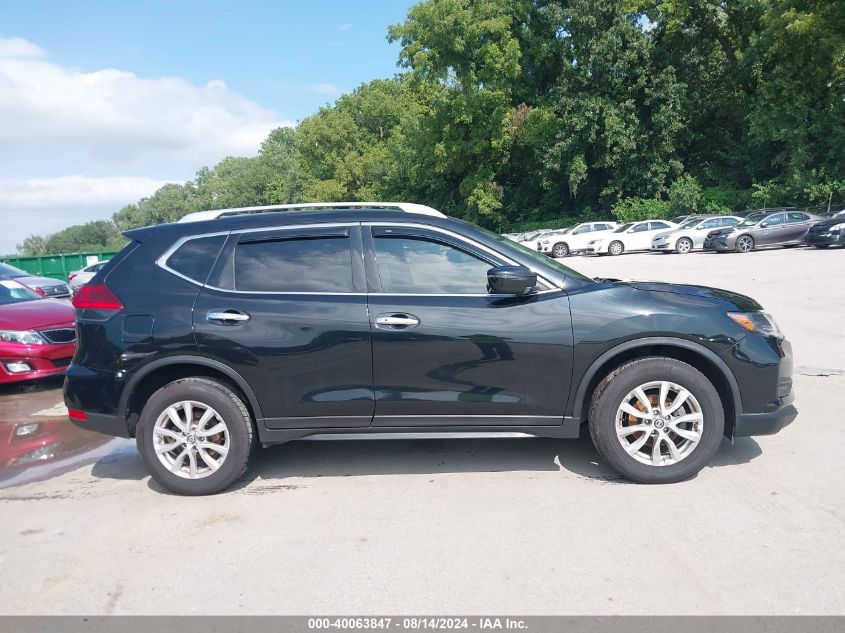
[0,377,135,489]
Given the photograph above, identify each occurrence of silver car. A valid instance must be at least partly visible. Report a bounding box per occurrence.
[651,215,742,254]
[68,261,109,293]
[0,262,70,299]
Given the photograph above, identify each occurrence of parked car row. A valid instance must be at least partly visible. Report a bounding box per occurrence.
[506,208,844,257]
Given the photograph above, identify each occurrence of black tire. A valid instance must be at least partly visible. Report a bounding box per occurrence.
[588,357,724,484]
[814,244,830,249]
[735,234,755,253]
[676,237,693,254]
[608,241,624,256]
[136,377,256,495]
[552,242,570,258]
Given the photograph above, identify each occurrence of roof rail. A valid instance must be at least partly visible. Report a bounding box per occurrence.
[177,202,446,223]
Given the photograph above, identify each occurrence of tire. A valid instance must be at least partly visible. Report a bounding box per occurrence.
[552,242,570,258]
[735,235,755,253]
[608,241,624,256]
[676,237,693,254]
[136,377,256,495]
[814,245,829,249]
[588,357,724,484]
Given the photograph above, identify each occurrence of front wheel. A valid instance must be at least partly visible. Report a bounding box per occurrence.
[608,241,624,256]
[735,235,755,253]
[588,357,724,483]
[552,242,570,258]
[136,377,256,495]
[676,237,693,254]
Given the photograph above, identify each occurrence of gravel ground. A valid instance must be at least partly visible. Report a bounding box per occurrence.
[0,245,843,615]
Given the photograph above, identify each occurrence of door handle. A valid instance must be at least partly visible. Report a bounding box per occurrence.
[207,310,250,324]
[375,313,420,329]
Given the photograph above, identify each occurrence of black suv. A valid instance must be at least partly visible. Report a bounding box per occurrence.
[65,202,797,495]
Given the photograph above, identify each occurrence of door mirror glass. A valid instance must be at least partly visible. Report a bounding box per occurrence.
[760,221,769,228]
[487,266,537,295]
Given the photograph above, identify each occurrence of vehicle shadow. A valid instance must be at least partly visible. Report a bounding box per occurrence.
[87,431,763,493]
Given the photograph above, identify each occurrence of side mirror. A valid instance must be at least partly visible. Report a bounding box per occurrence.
[760,221,769,228]
[487,266,537,295]
[626,228,635,234]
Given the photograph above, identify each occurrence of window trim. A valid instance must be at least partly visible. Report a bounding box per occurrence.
[157,221,560,296]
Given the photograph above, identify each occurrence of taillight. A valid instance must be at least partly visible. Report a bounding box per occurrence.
[72,284,124,310]
[34,287,45,297]
[68,409,87,422]
[68,273,77,282]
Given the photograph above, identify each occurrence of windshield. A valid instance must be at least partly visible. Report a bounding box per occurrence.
[613,223,633,233]
[0,279,41,304]
[476,226,593,283]
[0,263,27,278]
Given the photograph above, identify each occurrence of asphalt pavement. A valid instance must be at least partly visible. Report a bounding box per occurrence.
[0,246,843,615]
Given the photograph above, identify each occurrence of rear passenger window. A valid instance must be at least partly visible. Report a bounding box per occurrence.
[787,212,808,223]
[166,235,226,284]
[234,237,352,293]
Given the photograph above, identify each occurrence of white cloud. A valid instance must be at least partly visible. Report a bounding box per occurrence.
[307,83,340,95]
[0,175,168,208]
[0,36,292,171]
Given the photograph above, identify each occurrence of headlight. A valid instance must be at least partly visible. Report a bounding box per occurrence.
[830,223,845,233]
[541,239,550,244]
[728,312,783,338]
[0,330,48,345]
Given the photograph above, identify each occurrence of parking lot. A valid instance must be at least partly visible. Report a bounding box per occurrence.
[1,246,843,615]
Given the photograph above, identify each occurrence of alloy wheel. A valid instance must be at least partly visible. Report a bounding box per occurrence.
[676,238,692,254]
[609,241,624,256]
[737,235,754,253]
[614,381,703,467]
[153,400,230,479]
[552,243,569,258]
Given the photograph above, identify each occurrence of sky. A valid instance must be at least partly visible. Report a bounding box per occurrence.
[0,0,417,255]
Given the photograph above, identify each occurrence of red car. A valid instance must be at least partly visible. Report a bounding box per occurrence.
[0,278,76,384]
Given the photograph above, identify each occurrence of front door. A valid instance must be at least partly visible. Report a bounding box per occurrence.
[757,213,789,246]
[364,225,573,427]
[193,224,374,429]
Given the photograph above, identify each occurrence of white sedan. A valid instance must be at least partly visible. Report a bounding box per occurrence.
[650,215,742,254]
[587,220,678,256]
[68,260,109,293]
[538,221,619,257]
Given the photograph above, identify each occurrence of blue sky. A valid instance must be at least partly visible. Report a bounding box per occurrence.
[0,0,416,254]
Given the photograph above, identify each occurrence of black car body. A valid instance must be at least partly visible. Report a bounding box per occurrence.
[805,213,845,248]
[64,203,797,494]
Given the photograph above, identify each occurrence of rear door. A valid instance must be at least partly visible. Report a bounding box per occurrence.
[192,223,375,429]
[784,212,813,242]
[364,224,573,427]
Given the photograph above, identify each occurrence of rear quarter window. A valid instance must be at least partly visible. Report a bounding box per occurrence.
[164,235,227,284]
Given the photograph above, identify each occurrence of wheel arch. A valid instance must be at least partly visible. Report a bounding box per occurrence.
[119,356,264,437]
[570,337,742,436]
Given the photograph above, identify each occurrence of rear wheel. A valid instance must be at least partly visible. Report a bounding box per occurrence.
[588,357,724,483]
[608,241,624,256]
[552,242,570,258]
[735,235,755,253]
[676,237,693,254]
[136,377,256,495]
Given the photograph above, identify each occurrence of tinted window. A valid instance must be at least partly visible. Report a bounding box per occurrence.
[722,218,740,227]
[700,219,720,229]
[763,213,785,226]
[650,222,671,230]
[234,236,352,293]
[632,223,650,232]
[787,212,808,223]
[167,235,226,284]
[374,236,491,294]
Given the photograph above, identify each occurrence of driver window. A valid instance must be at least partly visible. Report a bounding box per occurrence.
[373,236,493,294]
[764,214,785,226]
[700,219,720,229]
[632,223,649,232]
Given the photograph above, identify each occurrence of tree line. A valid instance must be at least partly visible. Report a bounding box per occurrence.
[16,0,845,256]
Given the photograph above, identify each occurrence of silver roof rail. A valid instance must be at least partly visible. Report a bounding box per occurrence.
[177,201,446,223]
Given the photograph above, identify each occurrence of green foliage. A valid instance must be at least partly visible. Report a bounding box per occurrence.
[667,174,702,216]
[16,0,845,255]
[17,220,123,256]
[611,197,671,223]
